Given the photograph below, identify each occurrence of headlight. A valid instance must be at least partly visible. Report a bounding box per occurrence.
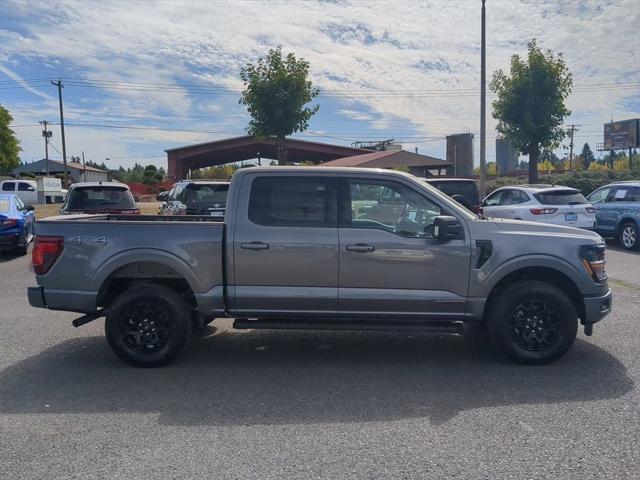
[580,244,607,283]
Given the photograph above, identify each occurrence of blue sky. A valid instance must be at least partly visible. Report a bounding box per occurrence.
[1,0,639,170]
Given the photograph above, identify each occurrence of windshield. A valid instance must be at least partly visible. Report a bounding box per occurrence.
[0,199,10,213]
[534,190,588,205]
[67,186,135,210]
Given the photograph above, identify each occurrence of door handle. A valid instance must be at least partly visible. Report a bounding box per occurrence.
[241,241,269,250]
[346,244,375,252]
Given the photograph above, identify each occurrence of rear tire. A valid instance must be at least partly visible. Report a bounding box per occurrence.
[105,284,192,367]
[487,280,578,364]
[619,222,639,251]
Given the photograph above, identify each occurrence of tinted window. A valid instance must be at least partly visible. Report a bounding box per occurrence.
[428,181,479,206]
[534,190,588,205]
[179,184,229,205]
[627,187,640,202]
[248,177,336,227]
[588,187,610,203]
[611,187,632,202]
[348,179,441,237]
[18,182,34,191]
[67,186,136,210]
[1,182,15,191]
[0,199,9,212]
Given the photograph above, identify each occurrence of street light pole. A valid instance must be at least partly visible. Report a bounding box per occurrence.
[479,0,487,197]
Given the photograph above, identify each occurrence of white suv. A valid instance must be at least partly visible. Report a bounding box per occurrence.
[482,185,596,229]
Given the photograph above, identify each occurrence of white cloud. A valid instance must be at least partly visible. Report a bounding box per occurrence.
[1,0,638,167]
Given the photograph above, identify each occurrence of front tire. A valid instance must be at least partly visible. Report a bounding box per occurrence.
[619,222,639,251]
[105,284,192,367]
[487,280,578,364]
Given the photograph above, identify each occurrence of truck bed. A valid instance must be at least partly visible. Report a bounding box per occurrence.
[32,214,225,315]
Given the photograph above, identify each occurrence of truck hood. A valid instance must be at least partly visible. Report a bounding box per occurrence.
[483,217,603,243]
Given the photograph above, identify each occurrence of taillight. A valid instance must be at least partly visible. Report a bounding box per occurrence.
[530,207,558,215]
[1,219,18,228]
[32,236,64,275]
[586,207,596,214]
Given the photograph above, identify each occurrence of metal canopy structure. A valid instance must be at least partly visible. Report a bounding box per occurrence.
[320,150,451,177]
[165,136,368,180]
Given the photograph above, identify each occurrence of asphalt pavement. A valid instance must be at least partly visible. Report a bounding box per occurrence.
[1,243,639,479]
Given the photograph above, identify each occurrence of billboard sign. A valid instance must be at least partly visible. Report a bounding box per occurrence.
[603,119,639,150]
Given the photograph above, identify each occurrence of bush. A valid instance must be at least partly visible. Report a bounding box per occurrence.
[539,170,640,195]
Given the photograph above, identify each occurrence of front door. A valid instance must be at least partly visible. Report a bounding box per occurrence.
[338,176,471,319]
[232,174,339,317]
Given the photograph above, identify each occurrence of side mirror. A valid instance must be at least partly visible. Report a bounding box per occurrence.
[133,195,140,202]
[433,215,462,241]
[156,192,167,202]
[26,205,35,211]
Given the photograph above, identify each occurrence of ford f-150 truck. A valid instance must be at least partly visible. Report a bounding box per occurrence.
[28,167,612,367]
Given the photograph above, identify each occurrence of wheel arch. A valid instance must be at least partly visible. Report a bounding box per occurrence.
[93,250,202,309]
[483,266,585,324]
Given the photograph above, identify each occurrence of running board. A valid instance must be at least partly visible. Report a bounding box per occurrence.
[233,318,463,334]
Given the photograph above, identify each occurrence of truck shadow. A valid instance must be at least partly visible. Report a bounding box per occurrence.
[0,327,633,426]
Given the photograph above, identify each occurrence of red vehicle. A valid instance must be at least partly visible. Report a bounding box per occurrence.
[60,182,140,215]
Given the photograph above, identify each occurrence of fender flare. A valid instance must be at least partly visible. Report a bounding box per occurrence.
[478,254,591,296]
[90,248,204,295]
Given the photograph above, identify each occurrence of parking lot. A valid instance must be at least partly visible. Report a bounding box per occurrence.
[1,243,639,479]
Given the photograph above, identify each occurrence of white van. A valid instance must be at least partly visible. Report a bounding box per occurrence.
[0,180,38,205]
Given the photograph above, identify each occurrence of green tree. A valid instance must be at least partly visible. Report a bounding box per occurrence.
[240,46,319,165]
[0,104,21,175]
[490,40,573,183]
[580,142,595,170]
[540,148,561,167]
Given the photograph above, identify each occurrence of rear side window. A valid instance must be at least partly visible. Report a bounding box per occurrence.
[67,186,136,210]
[248,176,336,227]
[18,182,34,191]
[534,190,588,205]
[627,187,640,202]
[1,182,15,191]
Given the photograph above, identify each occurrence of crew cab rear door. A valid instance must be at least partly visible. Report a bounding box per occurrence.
[337,174,471,318]
[229,172,339,317]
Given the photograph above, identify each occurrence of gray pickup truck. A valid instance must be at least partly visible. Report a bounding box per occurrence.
[28,167,612,367]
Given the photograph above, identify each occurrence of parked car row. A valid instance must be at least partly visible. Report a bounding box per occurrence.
[423,178,639,251]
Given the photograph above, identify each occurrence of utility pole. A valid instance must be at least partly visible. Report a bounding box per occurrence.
[82,151,86,182]
[52,79,69,187]
[567,124,578,170]
[479,0,487,196]
[39,120,52,175]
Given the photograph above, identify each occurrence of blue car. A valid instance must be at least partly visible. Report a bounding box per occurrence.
[0,193,36,255]
[587,181,640,251]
